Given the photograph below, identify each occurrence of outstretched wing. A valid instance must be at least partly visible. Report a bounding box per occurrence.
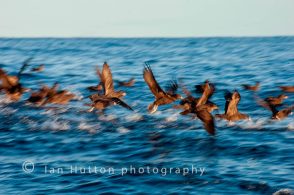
[196,109,215,135]
[17,57,33,78]
[111,97,133,111]
[101,62,114,96]
[96,65,103,81]
[166,80,178,95]
[254,94,277,114]
[196,82,215,107]
[143,63,166,99]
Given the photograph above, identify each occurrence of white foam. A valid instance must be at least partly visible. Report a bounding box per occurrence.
[117,126,130,134]
[0,107,17,115]
[41,119,70,131]
[0,96,13,104]
[288,122,294,130]
[125,113,143,122]
[78,122,100,133]
[273,188,293,195]
[165,113,178,122]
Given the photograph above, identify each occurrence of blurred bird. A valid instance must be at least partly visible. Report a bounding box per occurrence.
[178,80,217,114]
[143,63,182,113]
[43,90,75,105]
[215,90,249,121]
[87,84,103,91]
[264,94,288,107]
[88,62,132,111]
[279,86,294,93]
[242,82,260,91]
[176,81,217,135]
[0,58,31,101]
[28,82,74,105]
[27,85,52,105]
[117,78,135,87]
[255,96,293,120]
[31,64,45,72]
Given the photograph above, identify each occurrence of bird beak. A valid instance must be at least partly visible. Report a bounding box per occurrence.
[284,96,288,99]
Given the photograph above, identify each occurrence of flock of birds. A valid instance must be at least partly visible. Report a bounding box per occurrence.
[0,59,293,135]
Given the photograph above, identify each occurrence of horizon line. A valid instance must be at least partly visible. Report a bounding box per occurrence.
[0,35,294,39]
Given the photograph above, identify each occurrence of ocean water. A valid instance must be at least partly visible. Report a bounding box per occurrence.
[0,37,293,194]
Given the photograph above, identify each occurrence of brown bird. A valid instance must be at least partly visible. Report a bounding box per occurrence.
[88,94,133,111]
[0,60,30,101]
[279,86,294,93]
[264,94,288,106]
[182,100,217,135]
[28,82,73,105]
[177,80,217,114]
[87,83,103,91]
[96,62,126,98]
[242,82,260,91]
[215,90,249,121]
[43,90,75,105]
[176,81,217,135]
[88,62,132,111]
[117,78,135,87]
[31,64,45,72]
[255,96,293,120]
[143,63,182,113]
[27,85,52,105]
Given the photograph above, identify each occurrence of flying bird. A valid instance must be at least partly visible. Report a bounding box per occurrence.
[279,86,294,93]
[176,81,217,135]
[255,96,293,120]
[215,90,249,121]
[264,94,288,107]
[0,59,32,101]
[242,82,260,91]
[88,62,132,111]
[117,78,135,87]
[143,63,182,113]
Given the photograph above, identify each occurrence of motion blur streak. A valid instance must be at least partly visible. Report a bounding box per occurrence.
[0,37,293,194]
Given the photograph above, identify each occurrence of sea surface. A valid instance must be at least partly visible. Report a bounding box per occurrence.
[0,37,293,194]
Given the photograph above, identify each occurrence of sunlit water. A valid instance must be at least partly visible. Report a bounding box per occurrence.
[0,37,293,194]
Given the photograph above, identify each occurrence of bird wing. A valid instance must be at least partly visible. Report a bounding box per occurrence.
[143,63,166,99]
[196,109,215,135]
[101,62,114,96]
[111,97,134,111]
[196,82,215,107]
[166,80,178,95]
[17,57,33,78]
[254,94,277,114]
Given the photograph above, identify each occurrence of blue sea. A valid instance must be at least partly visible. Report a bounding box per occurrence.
[0,37,293,194]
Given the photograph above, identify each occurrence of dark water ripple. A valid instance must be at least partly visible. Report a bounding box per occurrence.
[0,37,293,194]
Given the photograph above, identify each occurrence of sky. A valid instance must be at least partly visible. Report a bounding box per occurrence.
[0,0,293,37]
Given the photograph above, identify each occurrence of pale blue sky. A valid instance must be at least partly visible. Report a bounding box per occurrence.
[0,0,293,37]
